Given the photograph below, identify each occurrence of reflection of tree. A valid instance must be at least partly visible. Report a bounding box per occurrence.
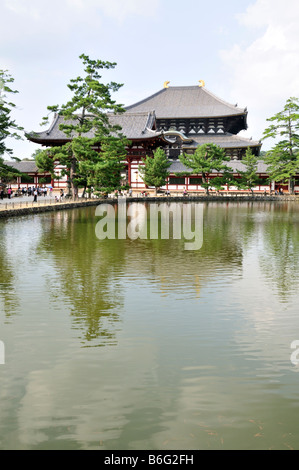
[37,208,126,347]
[0,229,19,317]
[259,204,299,301]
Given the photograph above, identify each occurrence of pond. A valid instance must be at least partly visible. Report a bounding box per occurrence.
[0,200,299,450]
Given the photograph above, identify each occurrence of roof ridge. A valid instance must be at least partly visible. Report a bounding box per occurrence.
[124,111,155,116]
[46,113,60,135]
[202,87,246,112]
[142,111,156,133]
[228,133,261,144]
[125,88,166,111]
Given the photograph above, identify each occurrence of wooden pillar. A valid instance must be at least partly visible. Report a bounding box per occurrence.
[128,159,131,186]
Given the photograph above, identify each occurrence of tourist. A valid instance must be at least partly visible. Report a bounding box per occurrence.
[33,189,38,202]
[7,187,12,199]
[0,188,4,200]
[60,189,64,201]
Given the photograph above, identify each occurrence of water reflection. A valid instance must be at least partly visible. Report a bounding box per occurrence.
[36,209,125,346]
[35,201,299,347]
[0,226,19,317]
[117,201,244,295]
[34,202,248,347]
[258,204,299,302]
[0,216,46,318]
[1,202,299,450]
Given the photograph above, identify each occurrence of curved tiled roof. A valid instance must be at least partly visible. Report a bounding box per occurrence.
[169,160,268,174]
[26,112,162,143]
[125,86,246,119]
[4,160,38,173]
[185,133,261,149]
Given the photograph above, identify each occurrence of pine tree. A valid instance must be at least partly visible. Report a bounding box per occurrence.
[262,97,299,194]
[0,70,23,184]
[179,143,232,195]
[35,54,129,199]
[138,147,171,195]
[238,147,260,193]
[0,69,23,158]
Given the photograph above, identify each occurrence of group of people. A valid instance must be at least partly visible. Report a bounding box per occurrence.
[22,186,51,197]
[0,187,13,199]
[0,186,52,199]
[113,189,133,197]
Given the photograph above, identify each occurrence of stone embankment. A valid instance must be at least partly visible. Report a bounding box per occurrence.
[0,199,100,218]
[0,194,298,219]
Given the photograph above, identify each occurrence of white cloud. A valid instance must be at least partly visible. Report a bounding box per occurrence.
[220,0,299,147]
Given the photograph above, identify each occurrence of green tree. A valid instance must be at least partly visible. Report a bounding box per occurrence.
[0,70,23,183]
[262,97,299,194]
[35,54,129,199]
[138,147,171,195]
[179,143,233,195]
[0,70,23,158]
[0,159,21,186]
[238,147,260,193]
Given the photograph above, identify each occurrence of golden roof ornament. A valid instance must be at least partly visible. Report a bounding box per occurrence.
[163,81,170,88]
[198,80,205,87]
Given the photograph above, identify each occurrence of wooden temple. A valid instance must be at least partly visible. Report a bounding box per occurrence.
[25,82,280,193]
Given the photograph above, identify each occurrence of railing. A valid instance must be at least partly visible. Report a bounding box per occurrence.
[0,196,99,211]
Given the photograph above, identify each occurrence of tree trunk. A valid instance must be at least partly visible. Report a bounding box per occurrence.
[202,173,209,195]
[70,157,78,200]
[289,178,295,195]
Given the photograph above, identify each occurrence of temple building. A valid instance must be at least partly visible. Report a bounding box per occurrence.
[25,81,277,193]
[3,160,66,190]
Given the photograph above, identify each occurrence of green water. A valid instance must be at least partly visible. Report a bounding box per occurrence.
[1,201,299,450]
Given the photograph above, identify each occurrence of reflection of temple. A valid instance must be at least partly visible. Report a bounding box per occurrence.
[26,81,292,193]
[34,203,244,345]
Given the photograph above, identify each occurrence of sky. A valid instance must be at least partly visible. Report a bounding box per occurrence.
[1,0,299,159]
